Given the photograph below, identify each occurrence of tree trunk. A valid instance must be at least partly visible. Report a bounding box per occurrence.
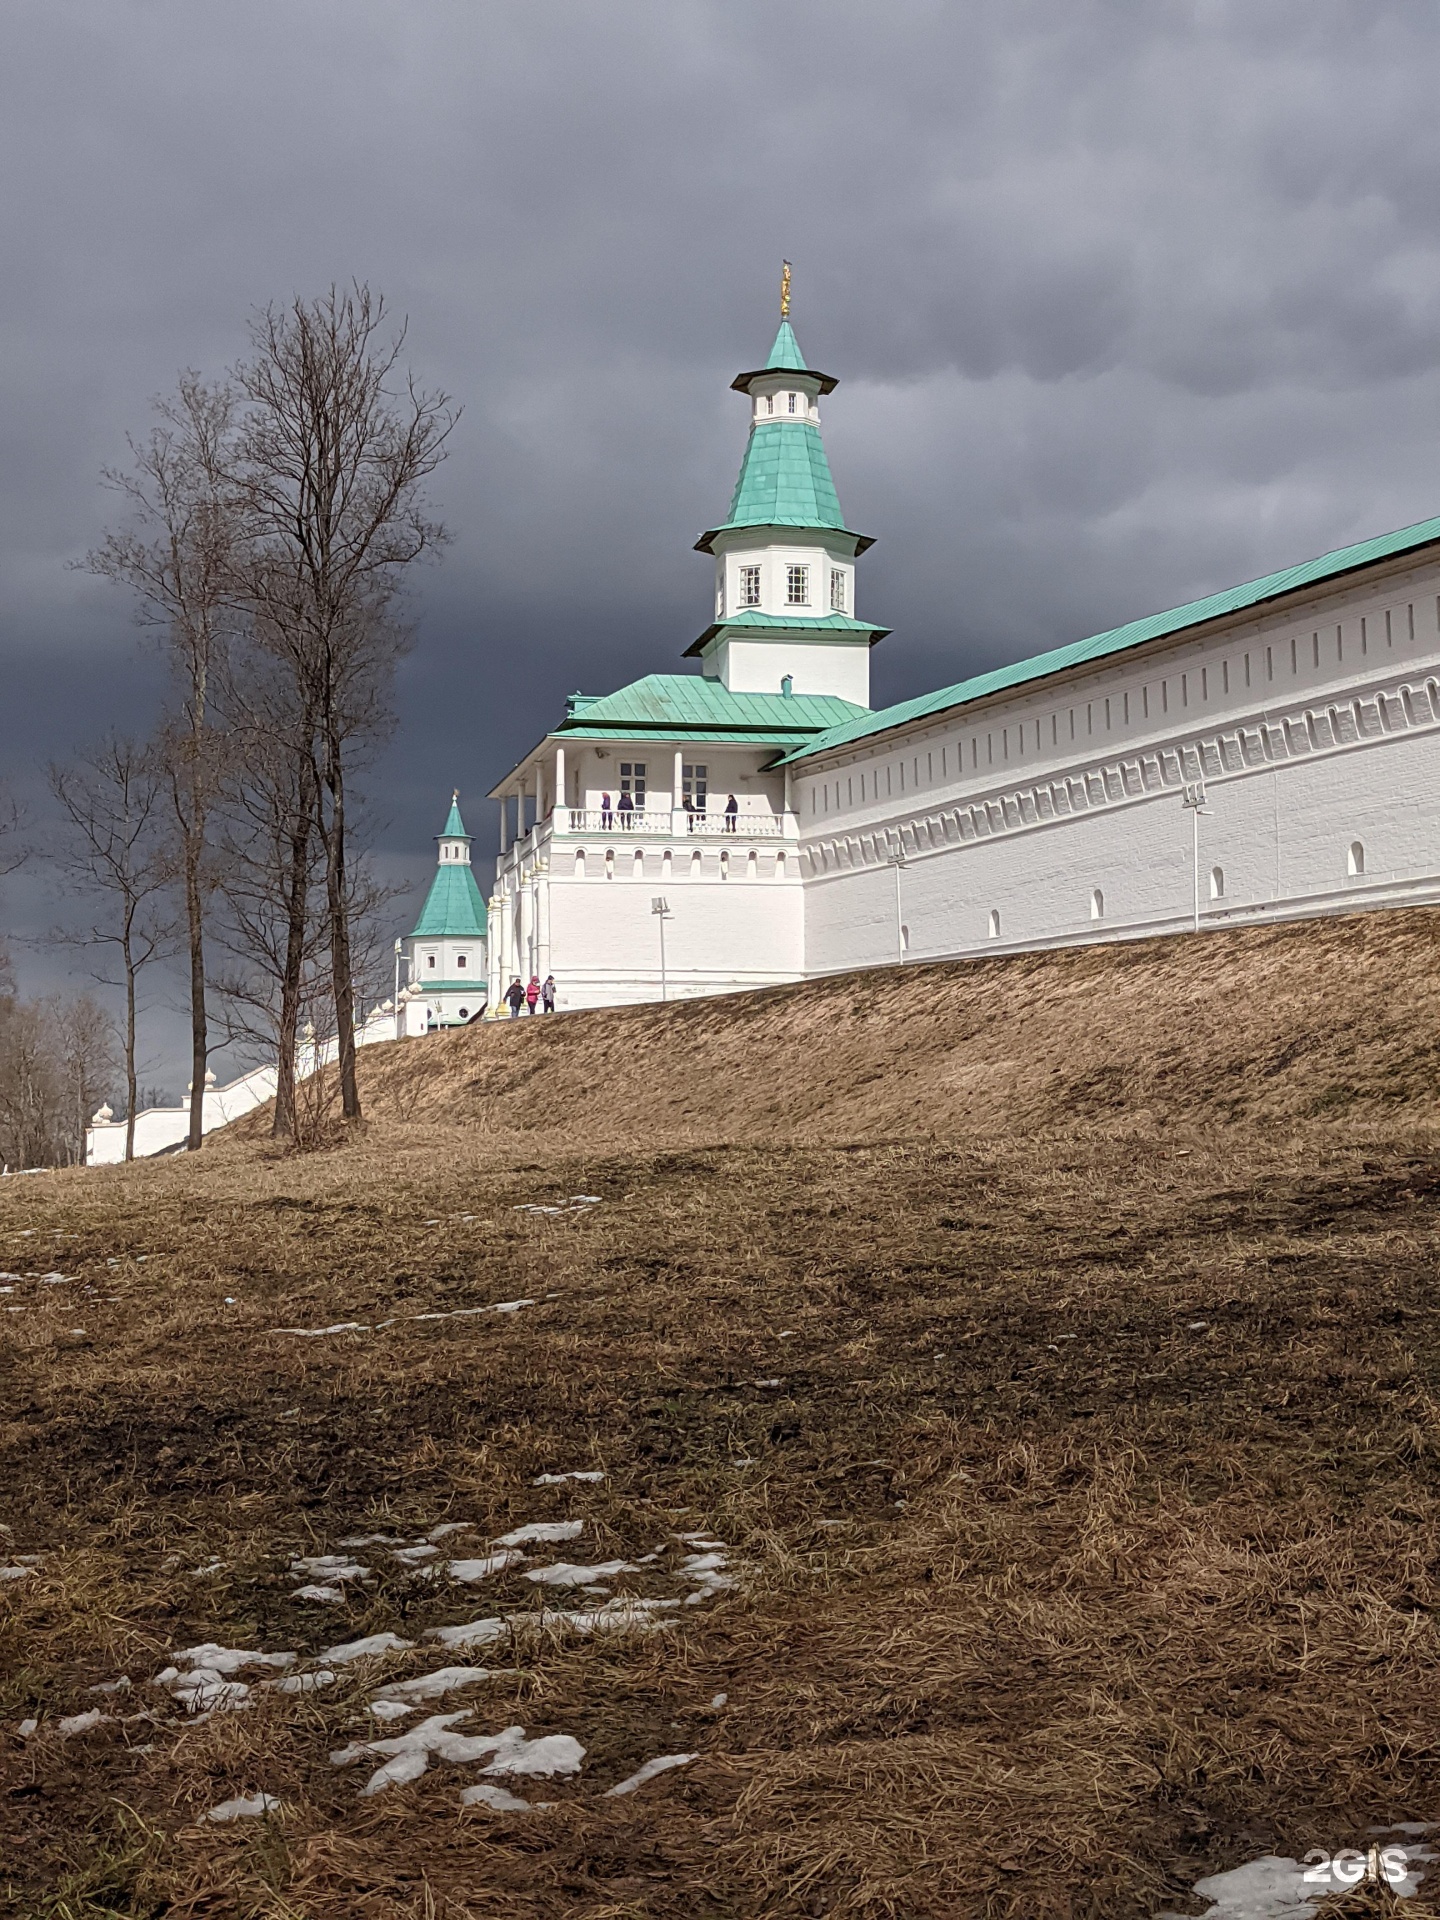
[123,920,137,1164]
[272,794,312,1143]
[184,819,207,1150]
[322,724,361,1122]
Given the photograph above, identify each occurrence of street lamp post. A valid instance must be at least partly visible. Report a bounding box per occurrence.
[1181,782,1210,933]
[888,849,907,963]
[393,938,403,1040]
[651,896,673,1001]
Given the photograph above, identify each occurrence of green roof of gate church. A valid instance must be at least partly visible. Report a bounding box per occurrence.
[410,797,488,939]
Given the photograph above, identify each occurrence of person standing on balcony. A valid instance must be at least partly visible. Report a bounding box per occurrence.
[506,977,525,1019]
[542,974,557,1013]
[526,974,541,1014]
[724,793,738,832]
[600,790,613,828]
[618,789,634,827]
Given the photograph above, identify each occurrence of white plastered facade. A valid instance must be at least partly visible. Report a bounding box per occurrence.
[796,555,1440,972]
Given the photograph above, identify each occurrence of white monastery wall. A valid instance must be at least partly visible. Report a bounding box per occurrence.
[797,554,1440,972]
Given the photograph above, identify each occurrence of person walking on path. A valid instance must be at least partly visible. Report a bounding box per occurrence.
[724,792,738,832]
[541,975,557,1013]
[506,977,525,1018]
[526,975,540,1014]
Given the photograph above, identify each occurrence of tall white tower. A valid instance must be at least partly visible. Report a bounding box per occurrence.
[688,280,887,705]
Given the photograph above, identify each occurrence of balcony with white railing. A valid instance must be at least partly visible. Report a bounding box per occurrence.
[556,806,787,838]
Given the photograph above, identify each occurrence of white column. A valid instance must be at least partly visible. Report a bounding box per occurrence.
[672,745,686,834]
[535,762,546,820]
[537,872,551,979]
[519,877,534,977]
[554,745,567,828]
[499,794,508,852]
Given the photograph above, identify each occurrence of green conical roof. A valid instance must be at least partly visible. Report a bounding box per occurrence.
[441,793,468,839]
[765,319,807,370]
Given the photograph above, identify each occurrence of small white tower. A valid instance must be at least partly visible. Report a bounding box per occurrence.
[406,793,490,1027]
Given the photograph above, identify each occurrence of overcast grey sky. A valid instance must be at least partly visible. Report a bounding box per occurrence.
[5,0,1440,1080]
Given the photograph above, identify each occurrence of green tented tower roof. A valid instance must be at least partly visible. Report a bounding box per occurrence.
[409,795,487,939]
[699,318,868,554]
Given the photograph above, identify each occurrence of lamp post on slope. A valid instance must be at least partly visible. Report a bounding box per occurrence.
[888,850,907,964]
[1181,782,1211,934]
[652,896,673,1002]
[393,938,403,1040]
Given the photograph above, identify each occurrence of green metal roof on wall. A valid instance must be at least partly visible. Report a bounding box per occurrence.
[553,672,865,737]
[410,861,488,939]
[778,508,1440,765]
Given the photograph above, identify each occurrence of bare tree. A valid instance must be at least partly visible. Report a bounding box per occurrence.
[0,970,115,1171]
[234,285,455,1126]
[49,739,169,1161]
[52,993,118,1163]
[84,376,239,1150]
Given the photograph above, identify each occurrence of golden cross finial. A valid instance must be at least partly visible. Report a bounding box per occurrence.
[780,260,792,320]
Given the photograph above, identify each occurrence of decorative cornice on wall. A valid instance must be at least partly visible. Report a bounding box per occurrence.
[800,668,1440,878]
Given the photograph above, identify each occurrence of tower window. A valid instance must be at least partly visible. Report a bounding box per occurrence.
[786,565,810,606]
[830,568,846,612]
[1348,840,1365,876]
[765,394,774,415]
[426,954,436,970]
[456,954,467,969]
[1090,888,1104,921]
[740,565,761,608]
[787,392,798,414]
[988,909,1001,939]
[1210,866,1225,899]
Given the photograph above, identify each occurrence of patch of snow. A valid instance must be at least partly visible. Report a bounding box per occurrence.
[88,1678,131,1695]
[337,1533,406,1547]
[155,1643,297,1713]
[391,1544,441,1567]
[56,1709,111,1737]
[753,1378,783,1389]
[17,1718,38,1737]
[447,1552,523,1583]
[368,1699,415,1722]
[371,1666,509,1706]
[496,1520,583,1548]
[320,1632,414,1665]
[290,1556,370,1581]
[291,1584,347,1603]
[1179,1845,1434,1917]
[334,1712,585,1796]
[0,1565,35,1582]
[524,1559,636,1587]
[427,1616,509,1651]
[40,1273,71,1284]
[605,1752,696,1796]
[268,1669,335,1694]
[460,1781,537,1811]
[272,1322,369,1337]
[710,1692,727,1709]
[203,1792,281,1822]
[426,1522,474,1540]
[531,1471,606,1485]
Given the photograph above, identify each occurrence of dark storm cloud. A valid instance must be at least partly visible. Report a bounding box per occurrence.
[4,0,1440,1071]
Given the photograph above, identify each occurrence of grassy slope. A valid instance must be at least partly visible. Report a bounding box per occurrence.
[4,911,1440,1919]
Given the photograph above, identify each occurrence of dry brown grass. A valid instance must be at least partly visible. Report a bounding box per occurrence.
[5,911,1440,1917]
